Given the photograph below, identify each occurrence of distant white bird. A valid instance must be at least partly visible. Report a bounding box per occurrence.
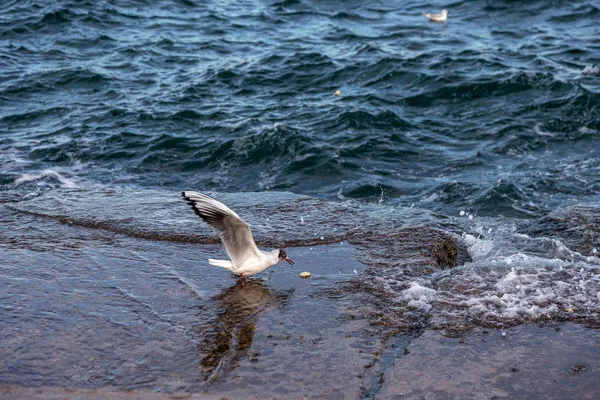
[182,191,294,278]
[423,9,448,22]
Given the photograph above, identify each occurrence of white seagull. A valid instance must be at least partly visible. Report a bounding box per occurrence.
[423,9,448,22]
[182,191,294,278]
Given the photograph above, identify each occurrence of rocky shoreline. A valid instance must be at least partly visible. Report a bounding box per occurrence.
[1,189,598,398]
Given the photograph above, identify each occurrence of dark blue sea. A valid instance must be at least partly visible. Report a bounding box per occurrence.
[1,0,598,217]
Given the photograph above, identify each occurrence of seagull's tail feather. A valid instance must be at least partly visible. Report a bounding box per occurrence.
[208,259,234,270]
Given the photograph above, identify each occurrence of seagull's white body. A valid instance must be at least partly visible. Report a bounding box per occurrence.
[208,250,280,276]
[423,9,448,22]
[182,191,293,277]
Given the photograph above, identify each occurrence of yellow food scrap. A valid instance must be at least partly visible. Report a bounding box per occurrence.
[566,307,574,313]
[299,271,311,278]
[334,90,341,96]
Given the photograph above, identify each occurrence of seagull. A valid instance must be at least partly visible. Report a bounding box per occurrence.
[423,9,448,22]
[181,191,294,278]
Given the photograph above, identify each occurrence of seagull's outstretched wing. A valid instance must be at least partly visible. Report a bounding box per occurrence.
[182,191,261,267]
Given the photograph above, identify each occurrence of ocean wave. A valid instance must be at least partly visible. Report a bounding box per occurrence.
[0,107,72,124]
[403,70,574,108]
[40,9,74,23]
[13,169,77,189]
[328,110,414,131]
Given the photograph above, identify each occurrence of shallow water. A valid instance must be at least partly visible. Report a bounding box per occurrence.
[0,207,369,395]
[2,188,599,330]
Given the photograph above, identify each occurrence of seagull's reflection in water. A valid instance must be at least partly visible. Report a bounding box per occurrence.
[197,278,289,382]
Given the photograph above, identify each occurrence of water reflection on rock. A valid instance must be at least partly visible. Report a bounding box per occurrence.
[196,279,284,382]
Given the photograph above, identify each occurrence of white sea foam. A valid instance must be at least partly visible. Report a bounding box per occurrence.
[462,233,494,261]
[374,218,600,327]
[435,259,600,323]
[534,123,554,137]
[14,170,77,188]
[434,224,600,324]
[400,281,437,311]
[336,187,347,200]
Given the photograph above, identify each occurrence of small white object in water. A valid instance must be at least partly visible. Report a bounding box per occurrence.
[354,269,358,274]
[592,248,597,254]
[501,331,507,337]
[460,210,465,216]
[299,271,311,278]
[320,236,324,240]
[423,9,448,22]
[334,90,341,96]
[468,214,473,220]
[300,216,304,224]
[274,122,282,129]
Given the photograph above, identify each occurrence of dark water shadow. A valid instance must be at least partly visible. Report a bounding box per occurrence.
[196,278,290,383]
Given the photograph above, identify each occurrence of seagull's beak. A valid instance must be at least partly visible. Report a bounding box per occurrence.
[285,257,295,265]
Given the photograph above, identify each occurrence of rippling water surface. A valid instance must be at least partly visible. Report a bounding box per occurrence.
[1,0,599,216]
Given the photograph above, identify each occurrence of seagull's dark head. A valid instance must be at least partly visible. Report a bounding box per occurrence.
[278,249,294,265]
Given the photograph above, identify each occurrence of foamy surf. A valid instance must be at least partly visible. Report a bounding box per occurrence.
[14,170,77,189]
[389,221,600,327]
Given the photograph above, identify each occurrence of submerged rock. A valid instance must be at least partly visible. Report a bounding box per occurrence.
[348,227,465,273]
[5,189,598,334]
[7,188,468,271]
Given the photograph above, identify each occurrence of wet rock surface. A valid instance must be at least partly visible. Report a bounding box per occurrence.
[0,386,222,400]
[0,201,377,398]
[1,189,599,398]
[379,323,600,400]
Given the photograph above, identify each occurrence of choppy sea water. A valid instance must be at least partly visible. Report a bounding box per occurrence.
[1,0,599,216]
[1,0,599,396]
